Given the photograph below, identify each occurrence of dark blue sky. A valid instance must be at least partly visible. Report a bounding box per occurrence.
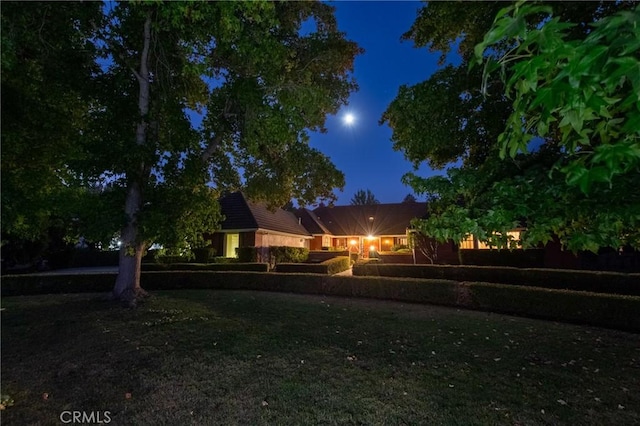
[308,1,458,205]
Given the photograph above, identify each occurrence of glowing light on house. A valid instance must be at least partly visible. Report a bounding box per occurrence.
[367,235,374,240]
[350,239,357,245]
[370,245,376,251]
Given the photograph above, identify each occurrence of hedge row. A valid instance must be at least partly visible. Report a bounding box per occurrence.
[352,263,640,296]
[2,272,638,332]
[459,249,545,268]
[276,256,350,275]
[141,263,268,272]
[236,246,309,263]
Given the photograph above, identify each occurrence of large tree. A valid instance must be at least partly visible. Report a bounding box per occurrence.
[1,2,103,242]
[383,1,639,252]
[3,2,361,304]
[350,189,380,205]
[102,2,361,304]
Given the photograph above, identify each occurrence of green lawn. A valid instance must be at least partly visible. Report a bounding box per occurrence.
[2,290,639,425]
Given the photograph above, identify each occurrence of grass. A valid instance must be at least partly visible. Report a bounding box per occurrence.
[2,290,639,425]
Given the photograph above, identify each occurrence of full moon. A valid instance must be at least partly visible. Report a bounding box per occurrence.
[343,113,355,126]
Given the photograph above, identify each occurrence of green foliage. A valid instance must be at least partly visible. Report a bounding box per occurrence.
[277,256,350,274]
[381,65,508,169]
[4,272,638,331]
[1,3,103,240]
[2,2,361,291]
[141,263,268,272]
[402,194,417,203]
[350,189,380,205]
[387,1,639,254]
[192,247,217,263]
[323,256,351,274]
[468,283,640,332]
[459,249,545,268]
[474,2,640,193]
[269,246,309,264]
[352,264,640,296]
[237,247,258,263]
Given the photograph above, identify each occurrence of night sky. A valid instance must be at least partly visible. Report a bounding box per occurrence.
[308,1,461,205]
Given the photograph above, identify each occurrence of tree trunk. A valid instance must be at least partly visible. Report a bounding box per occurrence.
[112,12,152,306]
[112,181,148,304]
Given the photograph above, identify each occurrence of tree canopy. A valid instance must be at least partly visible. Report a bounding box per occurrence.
[350,189,380,205]
[384,1,639,252]
[1,2,103,241]
[2,1,362,302]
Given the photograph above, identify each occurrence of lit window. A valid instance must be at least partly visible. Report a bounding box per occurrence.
[460,235,474,249]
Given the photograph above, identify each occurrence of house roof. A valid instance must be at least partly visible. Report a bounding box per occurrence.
[297,208,332,235]
[311,202,428,236]
[219,192,311,236]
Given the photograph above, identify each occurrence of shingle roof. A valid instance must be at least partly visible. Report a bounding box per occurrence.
[219,192,311,236]
[312,203,428,236]
[296,208,332,235]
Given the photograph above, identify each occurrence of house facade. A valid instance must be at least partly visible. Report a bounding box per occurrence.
[208,192,312,258]
[207,192,638,271]
[210,193,438,260]
[300,202,424,254]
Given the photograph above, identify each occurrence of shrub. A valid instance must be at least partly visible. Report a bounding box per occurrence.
[276,257,350,275]
[212,256,239,264]
[459,249,545,268]
[3,272,638,331]
[141,263,268,272]
[468,282,640,332]
[156,255,193,264]
[237,247,258,263]
[192,247,217,263]
[324,256,350,274]
[276,263,328,274]
[352,264,640,296]
[270,246,309,264]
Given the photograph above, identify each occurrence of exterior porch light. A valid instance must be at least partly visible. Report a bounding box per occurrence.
[367,234,374,240]
[350,239,357,246]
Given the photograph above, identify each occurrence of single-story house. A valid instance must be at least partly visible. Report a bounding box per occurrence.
[300,202,426,252]
[208,192,312,258]
[209,192,441,259]
[208,192,638,271]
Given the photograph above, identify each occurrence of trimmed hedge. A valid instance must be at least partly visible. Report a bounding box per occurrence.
[141,263,268,272]
[459,249,545,268]
[270,246,309,263]
[352,263,640,296]
[308,250,349,263]
[467,282,640,329]
[2,272,638,332]
[192,247,217,263]
[276,256,350,275]
[237,247,258,263]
